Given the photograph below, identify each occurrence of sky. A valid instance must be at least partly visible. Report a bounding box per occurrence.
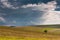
[0,0,60,26]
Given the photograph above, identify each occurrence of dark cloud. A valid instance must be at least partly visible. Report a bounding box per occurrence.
[56,0,60,5]
[8,0,54,5]
[55,0,60,11]
[0,21,6,25]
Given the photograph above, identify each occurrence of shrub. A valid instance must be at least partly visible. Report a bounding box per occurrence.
[44,30,47,33]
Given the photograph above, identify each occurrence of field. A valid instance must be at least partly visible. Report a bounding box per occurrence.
[0,26,60,40]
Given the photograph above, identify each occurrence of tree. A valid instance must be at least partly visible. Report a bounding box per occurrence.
[10,26,15,27]
[44,30,47,33]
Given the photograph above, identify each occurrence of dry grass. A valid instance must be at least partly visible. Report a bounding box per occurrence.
[0,26,60,40]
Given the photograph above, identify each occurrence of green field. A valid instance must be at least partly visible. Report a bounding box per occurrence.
[0,26,60,40]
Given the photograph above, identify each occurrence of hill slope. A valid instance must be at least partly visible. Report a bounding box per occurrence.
[0,26,60,40]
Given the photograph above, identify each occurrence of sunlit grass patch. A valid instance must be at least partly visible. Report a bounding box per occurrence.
[0,37,60,40]
[0,37,52,40]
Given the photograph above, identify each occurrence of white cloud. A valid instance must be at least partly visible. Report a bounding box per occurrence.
[0,0,19,9]
[22,1,56,11]
[40,1,60,25]
[0,17,6,22]
[42,11,60,24]
[21,4,37,8]
[24,1,60,25]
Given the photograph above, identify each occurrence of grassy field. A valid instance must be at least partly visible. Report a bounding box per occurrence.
[0,26,60,40]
